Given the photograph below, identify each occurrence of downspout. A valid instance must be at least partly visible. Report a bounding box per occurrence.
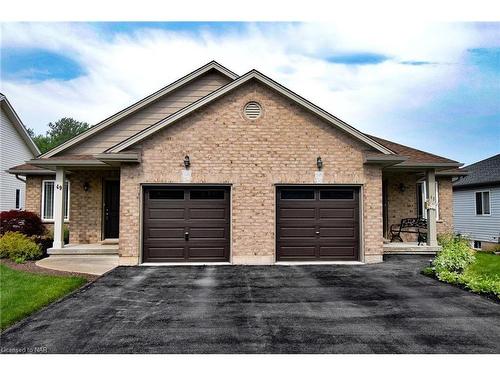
[15,174,26,183]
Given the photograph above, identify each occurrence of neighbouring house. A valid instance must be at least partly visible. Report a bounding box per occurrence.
[1,93,40,211]
[9,61,464,265]
[453,154,500,250]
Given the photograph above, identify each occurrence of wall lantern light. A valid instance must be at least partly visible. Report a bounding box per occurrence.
[83,182,90,192]
[184,155,191,169]
[316,156,323,170]
[398,183,406,193]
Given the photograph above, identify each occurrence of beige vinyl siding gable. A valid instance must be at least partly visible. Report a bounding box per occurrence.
[62,71,232,155]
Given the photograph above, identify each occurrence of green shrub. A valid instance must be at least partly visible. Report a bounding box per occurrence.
[464,275,500,296]
[421,267,435,277]
[0,232,42,263]
[433,234,475,273]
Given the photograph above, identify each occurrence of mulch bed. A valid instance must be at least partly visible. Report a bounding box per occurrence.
[0,259,99,282]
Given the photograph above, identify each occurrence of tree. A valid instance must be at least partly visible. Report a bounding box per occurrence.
[29,118,90,153]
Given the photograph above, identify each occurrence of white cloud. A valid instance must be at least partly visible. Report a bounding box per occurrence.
[1,22,498,163]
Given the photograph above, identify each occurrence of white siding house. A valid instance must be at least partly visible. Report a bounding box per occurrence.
[0,94,40,211]
[453,154,500,249]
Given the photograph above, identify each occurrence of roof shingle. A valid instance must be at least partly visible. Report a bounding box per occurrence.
[453,154,500,187]
[367,135,459,164]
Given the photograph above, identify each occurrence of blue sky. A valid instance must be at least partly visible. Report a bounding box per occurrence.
[1,22,499,164]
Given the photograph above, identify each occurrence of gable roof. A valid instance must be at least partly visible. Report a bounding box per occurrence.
[106,69,395,155]
[0,93,40,156]
[40,61,239,158]
[453,154,500,188]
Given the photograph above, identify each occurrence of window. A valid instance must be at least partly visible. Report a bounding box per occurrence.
[475,191,490,215]
[320,190,354,200]
[149,190,184,200]
[473,240,482,250]
[416,181,439,220]
[190,190,225,200]
[42,180,70,221]
[15,189,20,209]
[281,190,315,200]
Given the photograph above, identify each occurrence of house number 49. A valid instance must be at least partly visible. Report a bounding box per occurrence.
[56,184,63,190]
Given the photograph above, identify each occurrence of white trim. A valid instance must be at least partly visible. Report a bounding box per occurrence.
[276,261,364,265]
[108,70,394,155]
[40,61,238,158]
[141,262,232,266]
[0,94,40,156]
[15,188,21,210]
[41,179,70,222]
[417,181,440,220]
[474,190,491,216]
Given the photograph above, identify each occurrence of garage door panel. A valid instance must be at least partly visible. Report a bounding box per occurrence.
[279,246,316,258]
[187,247,226,258]
[319,208,356,219]
[319,246,357,258]
[279,208,316,219]
[319,227,355,238]
[147,227,185,239]
[146,247,185,259]
[189,208,227,220]
[279,226,316,238]
[143,187,230,263]
[189,227,226,239]
[147,208,185,219]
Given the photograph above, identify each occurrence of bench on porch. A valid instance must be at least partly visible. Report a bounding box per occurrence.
[390,217,427,245]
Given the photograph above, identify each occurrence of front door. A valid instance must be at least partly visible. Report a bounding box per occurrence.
[104,180,120,239]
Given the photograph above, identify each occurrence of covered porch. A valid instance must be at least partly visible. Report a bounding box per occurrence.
[22,154,140,253]
[378,163,463,254]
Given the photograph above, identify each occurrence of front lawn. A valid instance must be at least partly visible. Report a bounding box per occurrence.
[0,264,87,330]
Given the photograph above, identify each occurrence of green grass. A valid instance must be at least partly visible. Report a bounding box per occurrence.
[460,253,500,298]
[466,252,500,279]
[0,264,87,330]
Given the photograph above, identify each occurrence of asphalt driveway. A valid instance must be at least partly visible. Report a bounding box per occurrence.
[1,255,499,354]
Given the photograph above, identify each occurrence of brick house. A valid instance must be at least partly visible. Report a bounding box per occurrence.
[9,61,464,265]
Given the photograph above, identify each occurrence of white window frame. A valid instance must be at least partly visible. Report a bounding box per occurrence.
[475,190,491,216]
[417,181,439,221]
[41,180,70,222]
[15,188,21,210]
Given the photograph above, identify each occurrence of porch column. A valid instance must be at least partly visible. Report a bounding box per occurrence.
[52,167,66,249]
[425,169,438,246]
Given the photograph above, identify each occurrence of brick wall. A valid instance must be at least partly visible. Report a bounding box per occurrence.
[385,172,453,241]
[119,80,384,264]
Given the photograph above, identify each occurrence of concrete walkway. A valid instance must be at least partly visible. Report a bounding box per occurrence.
[36,255,119,276]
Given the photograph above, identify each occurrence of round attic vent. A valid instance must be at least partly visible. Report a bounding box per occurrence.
[244,101,262,120]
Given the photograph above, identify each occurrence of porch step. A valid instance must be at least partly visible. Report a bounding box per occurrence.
[100,238,119,245]
[48,244,119,256]
[383,242,441,255]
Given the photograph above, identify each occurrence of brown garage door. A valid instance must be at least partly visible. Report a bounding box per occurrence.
[143,186,230,263]
[276,186,360,261]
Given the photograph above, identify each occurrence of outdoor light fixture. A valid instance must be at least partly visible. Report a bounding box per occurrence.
[316,156,323,170]
[184,155,191,169]
[83,182,90,192]
[398,183,406,193]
